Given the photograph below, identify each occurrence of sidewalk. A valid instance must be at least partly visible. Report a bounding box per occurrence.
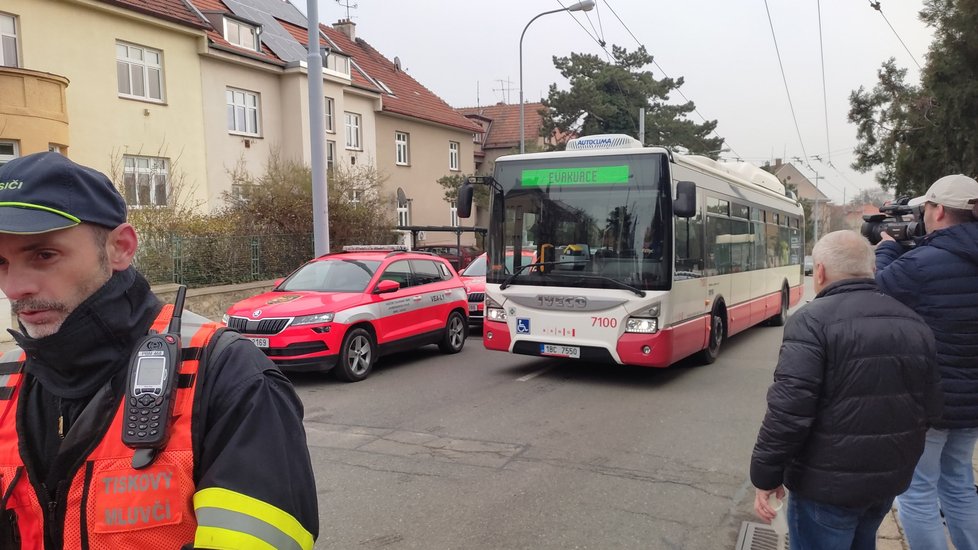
[877,449,978,549]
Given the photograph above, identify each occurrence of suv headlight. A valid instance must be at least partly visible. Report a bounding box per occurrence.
[486,297,507,322]
[221,313,229,324]
[292,312,335,326]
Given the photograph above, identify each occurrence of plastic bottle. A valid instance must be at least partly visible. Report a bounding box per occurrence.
[768,493,788,536]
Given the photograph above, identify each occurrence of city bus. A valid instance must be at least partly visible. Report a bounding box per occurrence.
[455,134,804,367]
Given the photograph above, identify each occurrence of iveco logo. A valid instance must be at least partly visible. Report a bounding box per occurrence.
[252,309,262,318]
[536,295,587,309]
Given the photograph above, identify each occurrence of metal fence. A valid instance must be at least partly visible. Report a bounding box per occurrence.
[134,233,314,287]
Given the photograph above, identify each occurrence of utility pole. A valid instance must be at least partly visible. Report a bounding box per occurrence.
[812,170,825,244]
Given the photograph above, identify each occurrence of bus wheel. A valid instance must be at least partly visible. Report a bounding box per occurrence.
[697,309,724,364]
[767,287,789,327]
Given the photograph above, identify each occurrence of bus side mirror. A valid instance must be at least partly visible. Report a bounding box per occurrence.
[457,184,474,218]
[674,180,696,218]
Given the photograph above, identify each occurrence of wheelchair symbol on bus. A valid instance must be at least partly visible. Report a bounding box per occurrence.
[516,318,531,334]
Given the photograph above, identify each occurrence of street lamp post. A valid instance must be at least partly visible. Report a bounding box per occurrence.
[519,0,595,154]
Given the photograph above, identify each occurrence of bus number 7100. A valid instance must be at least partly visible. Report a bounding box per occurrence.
[591,317,617,328]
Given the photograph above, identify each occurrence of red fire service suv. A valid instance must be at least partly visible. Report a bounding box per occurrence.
[460,250,537,327]
[223,245,469,382]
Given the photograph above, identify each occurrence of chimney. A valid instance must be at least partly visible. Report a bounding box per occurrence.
[774,158,783,168]
[333,19,355,41]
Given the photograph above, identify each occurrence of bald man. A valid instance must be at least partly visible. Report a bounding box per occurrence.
[751,230,941,550]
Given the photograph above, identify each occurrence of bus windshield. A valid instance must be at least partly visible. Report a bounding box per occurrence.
[486,152,671,291]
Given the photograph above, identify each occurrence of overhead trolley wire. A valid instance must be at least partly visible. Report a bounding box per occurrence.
[868,1,922,70]
[816,0,832,165]
[598,0,742,159]
[763,0,810,168]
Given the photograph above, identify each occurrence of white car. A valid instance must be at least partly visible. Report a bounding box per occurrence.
[804,255,814,276]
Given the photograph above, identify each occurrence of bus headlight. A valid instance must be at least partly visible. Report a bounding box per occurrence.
[625,317,658,334]
[486,297,507,322]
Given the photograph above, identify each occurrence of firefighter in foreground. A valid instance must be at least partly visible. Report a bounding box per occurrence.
[0,152,318,548]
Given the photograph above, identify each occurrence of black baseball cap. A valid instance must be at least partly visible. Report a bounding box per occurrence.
[0,152,127,234]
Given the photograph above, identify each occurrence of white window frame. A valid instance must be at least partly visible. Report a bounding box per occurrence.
[324,97,335,133]
[116,42,164,102]
[344,112,361,150]
[122,155,169,207]
[348,189,363,205]
[327,140,336,171]
[397,202,410,227]
[0,13,18,68]
[0,140,19,167]
[449,141,460,171]
[450,200,459,227]
[226,88,261,136]
[224,17,259,51]
[395,131,410,166]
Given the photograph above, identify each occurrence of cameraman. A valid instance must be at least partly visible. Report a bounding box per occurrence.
[875,174,978,549]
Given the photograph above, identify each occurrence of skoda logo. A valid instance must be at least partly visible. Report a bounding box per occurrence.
[252,309,262,318]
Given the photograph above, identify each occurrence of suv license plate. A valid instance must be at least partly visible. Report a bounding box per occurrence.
[468,302,479,311]
[247,337,269,348]
[540,344,580,358]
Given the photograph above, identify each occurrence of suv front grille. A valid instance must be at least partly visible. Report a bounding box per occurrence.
[227,316,291,335]
[468,292,485,302]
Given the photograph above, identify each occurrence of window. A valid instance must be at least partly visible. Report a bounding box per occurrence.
[395,131,409,165]
[116,42,164,102]
[449,141,460,171]
[324,97,334,133]
[344,112,361,149]
[327,140,336,171]
[48,144,64,154]
[348,189,363,205]
[411,260,445,285]
[0,13,18,68]
[397,192,410,227]
[473,132,482,143]
[380,260,413,288]
[450,200,459,227]
[224,18,259,51]
[226,88,260,135]
[0,141,18,167]
[122,155,169,207]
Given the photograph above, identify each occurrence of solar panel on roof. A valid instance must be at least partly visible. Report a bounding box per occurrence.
[223,0,310,62]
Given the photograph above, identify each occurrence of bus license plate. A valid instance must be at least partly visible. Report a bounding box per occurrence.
[540,344,580,358]
[247,337,269,348]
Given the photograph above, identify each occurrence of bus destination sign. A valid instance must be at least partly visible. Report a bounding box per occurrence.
[521,165,630,187]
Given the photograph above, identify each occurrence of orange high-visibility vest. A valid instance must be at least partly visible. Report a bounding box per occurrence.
[0,305,218,549]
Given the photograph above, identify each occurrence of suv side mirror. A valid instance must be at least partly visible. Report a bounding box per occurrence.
[374,279,400,294]
[674,180,696,218]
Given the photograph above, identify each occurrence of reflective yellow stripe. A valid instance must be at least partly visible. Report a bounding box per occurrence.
[193,526,277,550]
[193,487,314,550]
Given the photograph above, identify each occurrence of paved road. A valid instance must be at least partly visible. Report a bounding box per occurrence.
[293,279,815,549]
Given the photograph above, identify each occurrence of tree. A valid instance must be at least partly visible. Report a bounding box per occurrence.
[849,0,978,195]
[540,45,724,155]
[221,153,396,249]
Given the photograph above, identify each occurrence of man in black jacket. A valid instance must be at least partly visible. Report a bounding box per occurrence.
[0,152,318,548]
[751,230,941,550]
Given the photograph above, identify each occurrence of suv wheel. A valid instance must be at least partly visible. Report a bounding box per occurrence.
[438,311,467,353]
[334,327,376,382]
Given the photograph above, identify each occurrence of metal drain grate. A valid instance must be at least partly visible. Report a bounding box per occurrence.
[735,522,788,550]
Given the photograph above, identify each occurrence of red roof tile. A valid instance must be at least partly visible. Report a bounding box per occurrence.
[321,24,482,133]
[457,102,546,149]
[98,0,209,29]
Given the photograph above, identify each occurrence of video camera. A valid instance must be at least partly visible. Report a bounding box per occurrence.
[860,196,925,246]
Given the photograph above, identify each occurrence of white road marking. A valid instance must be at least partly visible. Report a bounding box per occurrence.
[516,365,554,382]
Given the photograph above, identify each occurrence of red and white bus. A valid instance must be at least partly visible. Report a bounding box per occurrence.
[456,134,804,367]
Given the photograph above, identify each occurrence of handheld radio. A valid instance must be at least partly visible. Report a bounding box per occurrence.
[123,286,186,469]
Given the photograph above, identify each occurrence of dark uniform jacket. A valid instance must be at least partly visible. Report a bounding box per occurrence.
[876,222,978,429]
[750,279,942,508]
[0,268,318,548]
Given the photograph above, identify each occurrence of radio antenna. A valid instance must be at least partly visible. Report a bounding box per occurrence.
[168,285,186,334]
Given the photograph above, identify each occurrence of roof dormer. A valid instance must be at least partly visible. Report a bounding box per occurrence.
[223,15,261,52]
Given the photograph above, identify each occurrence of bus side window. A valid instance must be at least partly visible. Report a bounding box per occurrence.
[675,213,704,275]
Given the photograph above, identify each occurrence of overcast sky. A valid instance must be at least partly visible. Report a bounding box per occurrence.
[301,0,933,204]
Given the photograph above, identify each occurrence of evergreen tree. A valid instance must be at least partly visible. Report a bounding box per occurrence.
[848,0,978,195]
[540,45,724,155]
